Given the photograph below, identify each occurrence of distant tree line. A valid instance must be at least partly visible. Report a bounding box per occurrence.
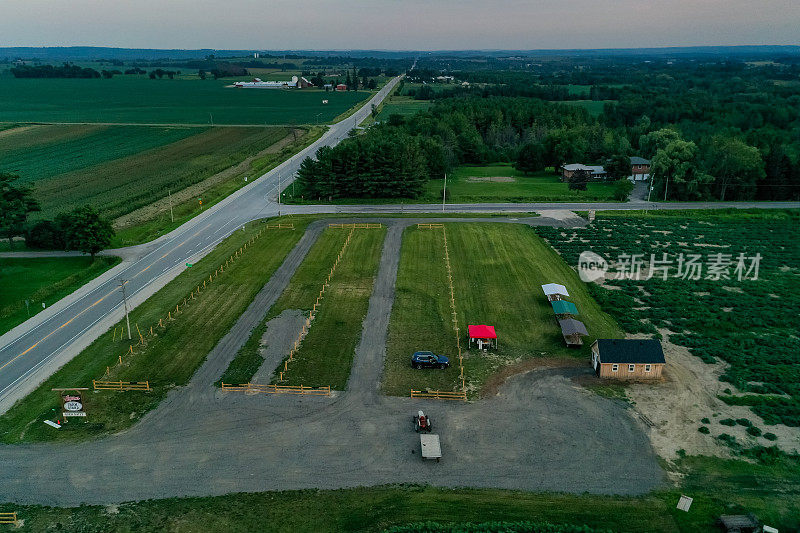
[11,63,101,78]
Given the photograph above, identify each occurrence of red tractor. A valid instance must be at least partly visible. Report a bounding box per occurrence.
[413,410,433,432]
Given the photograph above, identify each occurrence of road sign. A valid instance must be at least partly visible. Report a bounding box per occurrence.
[61,391,86,420]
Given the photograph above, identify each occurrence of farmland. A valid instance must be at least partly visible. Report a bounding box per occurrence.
[0,256,120,335]
[0,77,372,125]
[0,124,290,224]
[0,219,306,443]
[383,223,622,396]
[420,164,620,203]
[537,209,800,429]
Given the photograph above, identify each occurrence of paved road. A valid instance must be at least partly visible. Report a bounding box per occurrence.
[0,75,403,414]
[0,220,664,505]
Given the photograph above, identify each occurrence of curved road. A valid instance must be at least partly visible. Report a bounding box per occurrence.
[0,75,403,414]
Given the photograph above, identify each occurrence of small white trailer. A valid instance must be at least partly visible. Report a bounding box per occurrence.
[420,433,442,462]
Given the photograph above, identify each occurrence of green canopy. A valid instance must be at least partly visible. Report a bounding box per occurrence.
[551,300,578,315]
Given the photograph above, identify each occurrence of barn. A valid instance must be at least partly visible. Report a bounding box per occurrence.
[591,339,665,380]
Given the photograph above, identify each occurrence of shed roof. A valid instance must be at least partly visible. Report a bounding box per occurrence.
[596,339,666,364]
[630,156,651,165]
[551,300,578,315]
[558,318,588,336]
[542,283,569,297]
[468,325,497,339]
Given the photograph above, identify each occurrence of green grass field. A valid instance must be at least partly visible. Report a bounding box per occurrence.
[383,223,622,396]
[0,77,372,124]
[0,256,120,335]
[267,227,385,389]
[374,96,431,123]
[0,219,306,443]
[420,164,620,204]
[557,100,610,117]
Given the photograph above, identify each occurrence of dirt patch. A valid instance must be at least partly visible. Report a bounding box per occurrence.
[624,329,799,463]
[466,176,515,183]
[480,356,585,398]
[250,309,306,383]
[113,129,305,230]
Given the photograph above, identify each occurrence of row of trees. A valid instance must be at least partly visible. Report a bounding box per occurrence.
[0,174,113,258]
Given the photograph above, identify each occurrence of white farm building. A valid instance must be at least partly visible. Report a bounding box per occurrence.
[233,75,312,89]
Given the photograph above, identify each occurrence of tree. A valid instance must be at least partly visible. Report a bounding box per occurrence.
[639,128,681,159]
[709,137,765,201]
[514,142,546,175]
[604,154,631,181]
[567,169,590,191]
[25,219,66,250]
[61,206,114,260]
[650,140,712,200]
[0,173,40,250]
[367,78,377,90]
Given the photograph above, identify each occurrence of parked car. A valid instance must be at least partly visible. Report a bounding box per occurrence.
[411,351,449,369]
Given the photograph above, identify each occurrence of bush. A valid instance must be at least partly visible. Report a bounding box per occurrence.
[746,425,762,437]
[698,426,710,434]
[736,418,752,427]
[763,432,778,441]
[719,418,736,426]
[612,179,634,201]
[701,417,710,424]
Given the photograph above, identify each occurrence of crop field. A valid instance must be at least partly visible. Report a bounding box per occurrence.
[419,164,619,203]
[262,227,385,389]
[374,95,431,123]
[0,219,307,443]
[0,77,371,125]
[0,124,289,221]
[0,256,120,335]
[383,223,622,396]
[537,209,800,427]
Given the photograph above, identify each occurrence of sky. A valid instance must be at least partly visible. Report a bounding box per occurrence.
[2,0,799,50]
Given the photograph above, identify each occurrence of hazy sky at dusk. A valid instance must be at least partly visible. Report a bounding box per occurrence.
[2,0,798,50]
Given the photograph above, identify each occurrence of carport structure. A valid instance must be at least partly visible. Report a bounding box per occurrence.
[542,283,569,301]
[558,318,588,347]
[468,324,497,350]
[551,300,578,316]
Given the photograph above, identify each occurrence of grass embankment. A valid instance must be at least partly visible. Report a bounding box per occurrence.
[3,455,799,532]
[421,164,620,203]
[112,125,325,246]
[0,220,306,443]
[383,223,622,396]
[0,256,120,335]
[268,227,385,388]
[0,77,372,124]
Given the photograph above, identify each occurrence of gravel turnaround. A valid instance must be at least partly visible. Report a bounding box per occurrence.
[0,219,664,506]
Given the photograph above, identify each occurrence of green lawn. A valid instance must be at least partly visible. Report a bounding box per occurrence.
[0,77,372,125]
[420,164,620,203]
[0,256,120,335]
[0,219,306,443]
[268,227,385,389]
[383,223,622,396]
[557,100,611,117]
[374,96,431,123]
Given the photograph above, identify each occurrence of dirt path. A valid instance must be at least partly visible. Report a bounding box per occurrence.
[113,129,305,230]
[250,309,306,384]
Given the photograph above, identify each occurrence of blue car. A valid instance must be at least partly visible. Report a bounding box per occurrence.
[411,351,450,369]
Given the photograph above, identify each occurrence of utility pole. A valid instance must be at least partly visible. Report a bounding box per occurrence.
[663,174,669,202]
[168,189,174,222]
[209,113,214,126]
[442,173,447,212]
[119,280,131,340]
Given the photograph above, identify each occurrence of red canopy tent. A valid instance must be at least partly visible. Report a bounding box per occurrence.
[468,325,497,350]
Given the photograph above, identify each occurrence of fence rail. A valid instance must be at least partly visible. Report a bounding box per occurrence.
[328,223,383,229]
[417,223,444,229]
[411,389,467,401]
[266,223,294,229]
[93,380,151,391]
[0,512,18,525]
[221,383,331,396]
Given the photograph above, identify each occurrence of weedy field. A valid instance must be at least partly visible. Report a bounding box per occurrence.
[537,209,800,429]
[0,256,120,335]
[0,77,371,124]
[383,223,622,397]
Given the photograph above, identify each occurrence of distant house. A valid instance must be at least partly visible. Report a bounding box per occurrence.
[335,83,347,91]
[561,163,607,181]
[323,83,333,91]
[630,156,651,181]
[591,339,665,380]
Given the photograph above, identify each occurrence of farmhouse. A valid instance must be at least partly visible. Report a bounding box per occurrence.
[630,156,651,181]
[335,84,347,91]
[561,163,607,181]
[468,324,497,350]
[591,339,665,380]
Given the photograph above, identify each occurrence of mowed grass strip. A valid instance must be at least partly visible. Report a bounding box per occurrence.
[384,223,622,396]
[270,227,385,389]
[0,256,120,336]
[0,219,307,443]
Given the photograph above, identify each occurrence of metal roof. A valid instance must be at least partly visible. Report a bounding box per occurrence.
[551,300,578,315]
[595,339,666,364]
[542,283,569,296]
[558,318,588,336]
[630,156,651,165]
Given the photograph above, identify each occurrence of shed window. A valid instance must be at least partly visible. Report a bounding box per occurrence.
[611,364,618,372]
[645,364,652,372]
[628,364,635,372]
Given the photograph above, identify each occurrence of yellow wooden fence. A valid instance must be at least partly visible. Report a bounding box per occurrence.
[0,512,18,525]
[411,389,467,401]
[221,383,331,396]
[93,380,151,391]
